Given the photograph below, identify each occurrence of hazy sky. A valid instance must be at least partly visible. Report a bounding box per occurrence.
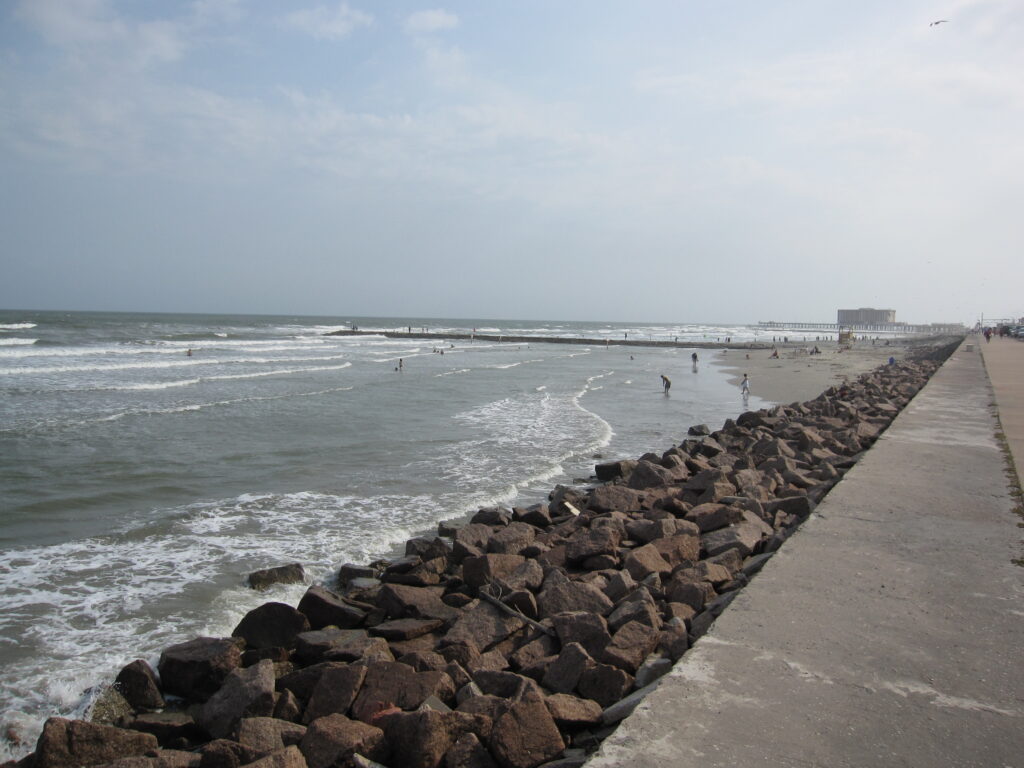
[1,1,1020,325]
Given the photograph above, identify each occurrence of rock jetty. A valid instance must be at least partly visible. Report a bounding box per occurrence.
[5,346,955,768]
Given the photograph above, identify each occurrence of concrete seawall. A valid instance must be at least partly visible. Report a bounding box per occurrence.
[588,338,1024,767]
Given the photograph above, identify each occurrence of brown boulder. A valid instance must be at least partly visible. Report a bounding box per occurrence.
[241,746,307,768]
[378,584,461,623]
[236,718,307,755]
[197,659,276,740]
[576,663,633,708]
[350,662,455,723]
[158,637,243,702]
[564,527,620,564]
[441,600,526,653]
[115,659,165,712]
[684,503,742,533]
[444,732,498,768]
[370,618,443,641]
[303,665,367,723]
[535,571,613,618]
[585,485,643,514]
[34,718,158,768]
[622,543,672,581]
[650,533,700,568]
[232,603,310,651]
[488,523,536,555]
[488,697,565,768]
[543,694,602,727]
[626,460,674,490]
[297,586,365,630]
[540,642,593,695]
[461,554,526,591]
[550,612,611,658]
[380,710,488,768]
[248,564,305,592]
[600,621,660,674]
[298,714,388,768]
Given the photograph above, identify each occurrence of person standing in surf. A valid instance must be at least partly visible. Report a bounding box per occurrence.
[661,374,671,392]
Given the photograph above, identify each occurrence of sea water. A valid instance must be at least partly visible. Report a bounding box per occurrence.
[0,310,771,757]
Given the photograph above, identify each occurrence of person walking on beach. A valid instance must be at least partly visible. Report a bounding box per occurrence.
[398,358,403,370]
[740,374,750,395]
[691,351,698,371]
[661,374,671,392]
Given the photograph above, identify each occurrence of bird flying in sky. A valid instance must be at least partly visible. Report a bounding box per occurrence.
[930,19,949,26]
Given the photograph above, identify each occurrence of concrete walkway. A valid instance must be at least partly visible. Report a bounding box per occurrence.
[980,335,1024,482]
[590,339,1023,768]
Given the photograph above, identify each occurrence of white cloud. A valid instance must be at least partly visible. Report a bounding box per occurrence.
[404,9,459,36]
[285,2,372,41]
[15,0,187,67]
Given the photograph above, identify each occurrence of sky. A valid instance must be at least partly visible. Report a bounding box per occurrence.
[0,0,1021,325]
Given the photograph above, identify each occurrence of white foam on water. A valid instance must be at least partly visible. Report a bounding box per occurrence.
[89,387,356,423]
[0,323,37,330]
[0,485,461,761]
[1,354,349,377]
[0,339,37,346]
[107,362,353,391]
[436,369,471,377]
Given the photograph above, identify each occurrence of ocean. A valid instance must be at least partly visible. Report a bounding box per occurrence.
[0,310,771,757]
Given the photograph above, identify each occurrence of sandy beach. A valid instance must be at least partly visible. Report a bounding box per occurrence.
[714,335,964,405]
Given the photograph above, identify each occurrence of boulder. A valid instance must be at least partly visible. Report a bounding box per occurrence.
[198,738,266,768]
[297,586,366,630]
[701,523,765,558]
[543,694,602,728]
[550,612,611,658]
[379,710,486,768]
[114,659,165,712]
[564,527,620,564]
[129,712,205,747]
[232,603,311,651]
[535,571,613,618]
[488,697,565,768]
[34,718,158,768]
[378,584,461,623]
[298,714,388,768]
[623,460,671,490]
[236,718,307,755]
[650,533,700,568]
[576,663,633,708]
[293,629,382,665]
[600,621,660,674]
[540,643,594,695]
[197,659,276,740]
[241,746,307,768]
[370,618,443,641]
[276,662,352,704]
[158,637,243,702]
[461,554,526,592]
[507,635,558,672]
[585,486,643,514]
[593,460,637,482]
[622,544,672,581]
[443,732,498,768]
[684,503,742,533]
[248,564,305,592]
[488,523,536,555]
[350,662,455,722]
[303,665,367,723]
[441,600,526,653]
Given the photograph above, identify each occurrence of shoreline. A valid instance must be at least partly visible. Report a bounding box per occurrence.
[712,334,964,404]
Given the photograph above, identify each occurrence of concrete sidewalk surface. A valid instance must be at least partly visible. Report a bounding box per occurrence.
[980,334,1024,483]
[589,339,1023,768]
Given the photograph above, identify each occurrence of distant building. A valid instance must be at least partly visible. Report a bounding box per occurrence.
[837,308,896,325]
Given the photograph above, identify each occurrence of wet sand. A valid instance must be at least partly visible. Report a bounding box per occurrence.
[714,336,963,405]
